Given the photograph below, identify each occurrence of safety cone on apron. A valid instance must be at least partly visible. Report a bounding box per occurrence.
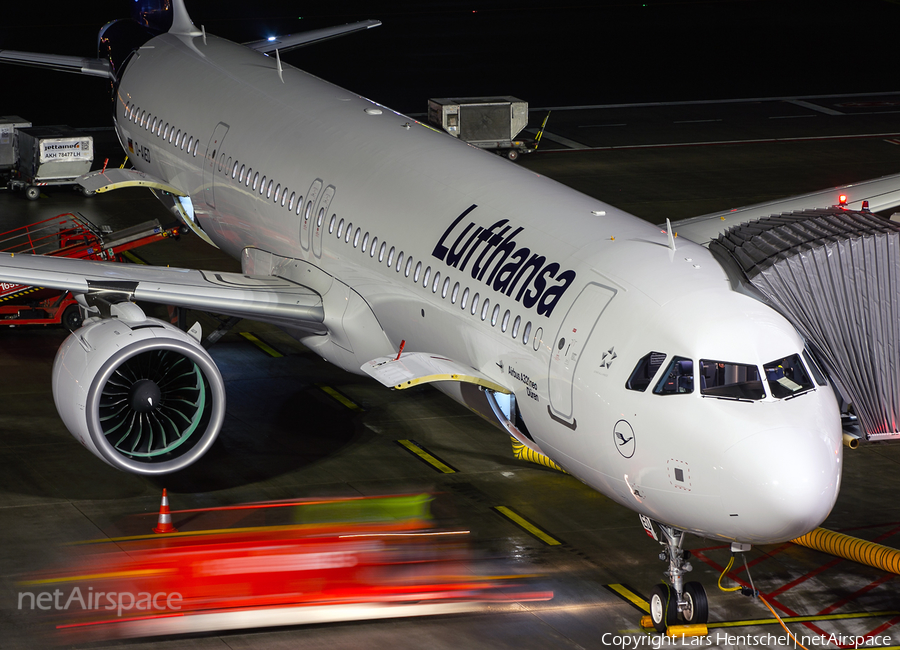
[152,489,178,534]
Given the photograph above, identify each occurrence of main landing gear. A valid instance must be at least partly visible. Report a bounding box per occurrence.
[642,517,709,632]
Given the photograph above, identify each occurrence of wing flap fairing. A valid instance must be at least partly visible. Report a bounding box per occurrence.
[362,352,510,393]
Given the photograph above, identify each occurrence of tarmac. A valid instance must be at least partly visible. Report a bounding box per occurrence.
[0,93,898,649]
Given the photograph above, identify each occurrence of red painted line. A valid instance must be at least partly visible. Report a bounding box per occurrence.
[817,574,896,616]
[864,615,900,640]
[768,556,842,598]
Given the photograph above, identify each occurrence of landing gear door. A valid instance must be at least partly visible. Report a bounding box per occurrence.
[299,179,323,252]
[548,282,616,425]
[312,185,335,259]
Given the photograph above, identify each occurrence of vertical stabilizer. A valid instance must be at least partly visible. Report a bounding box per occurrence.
[170,0,202,36]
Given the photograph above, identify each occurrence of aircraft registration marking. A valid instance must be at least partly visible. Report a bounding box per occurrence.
[395,439,457,474]
[492,506,561,546]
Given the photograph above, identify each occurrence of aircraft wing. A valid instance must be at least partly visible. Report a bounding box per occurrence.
[244,20,381,55]
[0,253,323,328]
[672,171,900,245]
[0,50,112,79]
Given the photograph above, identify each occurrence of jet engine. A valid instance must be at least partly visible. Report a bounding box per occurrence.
[52,304,225,475]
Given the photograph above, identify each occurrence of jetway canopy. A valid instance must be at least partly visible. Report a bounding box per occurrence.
[709,208,900,441]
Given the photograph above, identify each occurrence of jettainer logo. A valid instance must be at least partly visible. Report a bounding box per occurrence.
[431,205,576,318]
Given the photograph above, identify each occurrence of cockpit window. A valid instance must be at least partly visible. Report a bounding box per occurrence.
[764,354,815,399]
[626,351,667,392]
[699,360,764,400]
[802,346,828,387]
[653,356,694,395]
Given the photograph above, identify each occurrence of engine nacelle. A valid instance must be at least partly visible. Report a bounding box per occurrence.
[52,312,225,475]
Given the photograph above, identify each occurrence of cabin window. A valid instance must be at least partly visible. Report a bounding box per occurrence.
[193,139,199,156]
[423,266,431,287]
[471,292,479,315]
[626,351,666,392]
[403,255,411,276]
[290,192,297,211]
[369,236,378,257]
[282,188,289,207]
[432,271,441,293]
[654,356,695,395]
[511,315,521,338]
[361,232,369,252]
[151,117,157,132]
[353,228,361,248]
[296,196,304,215]
[159,121,165,137]
[451,282,460,303]
[491,304,501,327]
[329,215,336,233]
[698,359,764,400]
[442,277,450,298]
[140,110,146,127]
[238,164,246,183]
[232,161,239,179]
[175,130,182,147]
[169,127,176,144]
[164,124,170,140]
[304,201,312,221]
[186,136,193,151]
[387,246,395,266]
[764,354,815,399]
[414,261,422,282]
[318,208,325,228]
[336,218,344,237]
[274,183,281,202]
[218,153,225,171]
[345,222,353,243]
[481,299,490,321]
[249,170,256,189]
[522,321,532,345]
[266,179,273,198]
[461,287,469,309]
[379,242,387,262]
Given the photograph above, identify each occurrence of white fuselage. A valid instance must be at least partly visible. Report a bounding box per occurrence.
[113,31,843,543]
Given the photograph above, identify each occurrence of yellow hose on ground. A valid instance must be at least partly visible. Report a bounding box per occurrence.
[792,527,900,574]
[509,437,567,473]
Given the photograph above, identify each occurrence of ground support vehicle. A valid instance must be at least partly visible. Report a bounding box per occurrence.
[427,97,548,160]
[0,212,182,327]
[7,125,94,200]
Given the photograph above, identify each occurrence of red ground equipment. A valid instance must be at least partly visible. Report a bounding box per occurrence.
[23,494,552,642]
[0,212,181,328]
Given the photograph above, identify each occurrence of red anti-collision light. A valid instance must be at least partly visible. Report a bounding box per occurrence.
[839,194,848,206]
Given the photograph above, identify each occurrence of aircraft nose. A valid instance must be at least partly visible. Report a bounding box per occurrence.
[721,427,841,543]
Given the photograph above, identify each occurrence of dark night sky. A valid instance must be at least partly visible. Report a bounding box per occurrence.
[1,1,899,126]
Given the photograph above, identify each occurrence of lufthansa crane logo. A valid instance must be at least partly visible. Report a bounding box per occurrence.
[614,420,635,458]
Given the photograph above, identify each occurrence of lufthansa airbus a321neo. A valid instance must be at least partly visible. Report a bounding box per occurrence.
[2,0,899,631]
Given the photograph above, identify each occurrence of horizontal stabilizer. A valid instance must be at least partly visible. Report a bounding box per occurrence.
[245,20,381,55]
[672,171,900,245]
[79,168,186,195]
[0,253,324,327]
[0,50,112,79]
[362,352,510,393]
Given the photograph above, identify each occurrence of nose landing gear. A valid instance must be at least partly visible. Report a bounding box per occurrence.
[642,517,709,632]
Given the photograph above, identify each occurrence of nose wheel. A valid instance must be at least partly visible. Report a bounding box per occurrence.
[642,517,709,632]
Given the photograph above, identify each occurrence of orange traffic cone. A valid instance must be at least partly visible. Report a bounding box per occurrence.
[152,488,178,534]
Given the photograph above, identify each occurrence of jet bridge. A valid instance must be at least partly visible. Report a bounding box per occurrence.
[709,207,900,441]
